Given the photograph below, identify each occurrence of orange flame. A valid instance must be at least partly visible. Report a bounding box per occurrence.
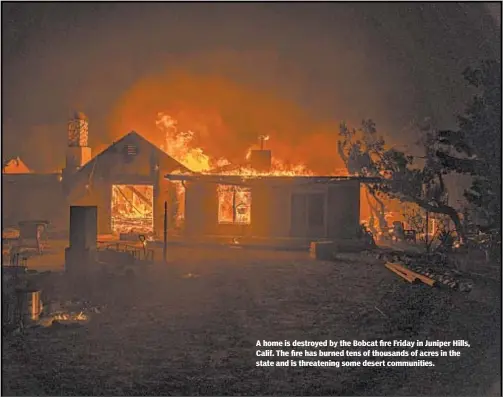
[156,112,314,177]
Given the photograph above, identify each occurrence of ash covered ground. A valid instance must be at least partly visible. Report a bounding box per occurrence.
[2,247,500,395]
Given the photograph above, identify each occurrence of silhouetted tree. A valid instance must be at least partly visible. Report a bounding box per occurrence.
[338,120,390,236]
[338,119,466,242]
[436,60,501,237]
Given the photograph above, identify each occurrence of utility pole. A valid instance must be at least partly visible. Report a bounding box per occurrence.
[163,201,168,263]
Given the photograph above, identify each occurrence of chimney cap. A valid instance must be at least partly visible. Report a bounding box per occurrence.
[72,111,88,121]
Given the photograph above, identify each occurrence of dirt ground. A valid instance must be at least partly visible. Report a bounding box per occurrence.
[2,246,501,396]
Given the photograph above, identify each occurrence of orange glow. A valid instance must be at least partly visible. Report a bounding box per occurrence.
[155,112,317,177]
[52,312,88,323]
[108,70,349,175]
[172,180,186,226]
[155,113,228,172]
[107,70,404,226]
[3,157,32,174]
[217,185,252,224]
[111,184,154,235]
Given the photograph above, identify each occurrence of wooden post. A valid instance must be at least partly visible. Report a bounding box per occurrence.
[425,210,429,253]
[163,201,168,263]
[232,187,237,223]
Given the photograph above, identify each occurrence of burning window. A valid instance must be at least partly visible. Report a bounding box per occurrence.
[217,185,251,224]
[111,184,154,235]
[171,181,186,228]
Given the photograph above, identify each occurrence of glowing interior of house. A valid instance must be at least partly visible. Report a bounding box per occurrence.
[217,185,252,225]
[111,184,154,234]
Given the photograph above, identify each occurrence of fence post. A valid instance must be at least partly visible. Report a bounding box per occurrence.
[163,201,168,263]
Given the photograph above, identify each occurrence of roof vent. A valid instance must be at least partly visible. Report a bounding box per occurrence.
[124,144,138,156]
[122,144,139,163]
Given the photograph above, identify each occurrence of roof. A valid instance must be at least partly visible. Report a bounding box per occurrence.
[76,130,190,178]
[165,173,383,187]
[2,157,32,174]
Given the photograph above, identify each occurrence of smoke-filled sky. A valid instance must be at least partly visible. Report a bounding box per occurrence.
[2,2,500,172]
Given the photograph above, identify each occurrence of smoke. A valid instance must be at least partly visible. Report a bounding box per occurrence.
[108,62,350,173]
[2,122,68,172]
[2,3,500,172]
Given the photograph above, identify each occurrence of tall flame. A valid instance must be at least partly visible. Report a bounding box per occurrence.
[156,113,214,172]
[155,112,314,176]
[153,112,392,228]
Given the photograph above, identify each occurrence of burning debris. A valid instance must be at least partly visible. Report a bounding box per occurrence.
[2,266,104,332]
[36,298,106,328]
[38,311,90,327]
[111,184,154,235]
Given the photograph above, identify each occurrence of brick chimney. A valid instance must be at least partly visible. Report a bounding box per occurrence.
[64,111,92,174]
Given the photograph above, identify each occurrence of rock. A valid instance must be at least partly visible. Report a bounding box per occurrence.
[309,241,335,261]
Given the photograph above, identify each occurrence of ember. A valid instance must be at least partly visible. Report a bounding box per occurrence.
[52,311,89,322]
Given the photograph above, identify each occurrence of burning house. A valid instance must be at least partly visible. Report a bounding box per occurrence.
[165,147,378,242]
[3,111,374,244]
[168,174,366,241]
[3,112,189,237]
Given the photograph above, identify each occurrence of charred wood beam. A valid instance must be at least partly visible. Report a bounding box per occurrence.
[125,185,152,206]
[113,185,144,215]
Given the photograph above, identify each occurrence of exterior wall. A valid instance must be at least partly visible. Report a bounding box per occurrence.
[70,178,113,234]
[250,185,272,236]
[66,134,184,237]
[3,175,361,240]
[270,187,292,237]
[72,176,169,236]
[3,133,184,238]
[182,180,361,240]
[327,180,361,239]
[153,171,171,239]
[184,182,218,236]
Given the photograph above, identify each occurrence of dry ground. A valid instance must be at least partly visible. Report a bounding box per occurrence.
[2,246,501,396]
